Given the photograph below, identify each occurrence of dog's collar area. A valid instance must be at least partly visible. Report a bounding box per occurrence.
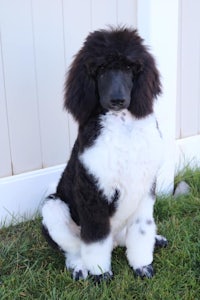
[107,109,127,118]
[106,109,134,125]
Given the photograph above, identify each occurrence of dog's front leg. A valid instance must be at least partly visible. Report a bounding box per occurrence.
[126,196,156,278]
[81,234,113,283]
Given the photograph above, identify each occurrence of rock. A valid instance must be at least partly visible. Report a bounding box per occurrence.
[173,181,190,198]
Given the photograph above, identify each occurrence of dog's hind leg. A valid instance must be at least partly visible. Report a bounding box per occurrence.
[41,196,88,280]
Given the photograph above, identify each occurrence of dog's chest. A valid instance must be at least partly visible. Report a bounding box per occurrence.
[79,110,162,228]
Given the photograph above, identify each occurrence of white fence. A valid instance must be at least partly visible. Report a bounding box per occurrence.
[0,0,200,225]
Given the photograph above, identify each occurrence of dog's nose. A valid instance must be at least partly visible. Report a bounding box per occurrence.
[110,99,125,109]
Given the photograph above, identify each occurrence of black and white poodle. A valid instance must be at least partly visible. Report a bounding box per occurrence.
[42,27,168,282]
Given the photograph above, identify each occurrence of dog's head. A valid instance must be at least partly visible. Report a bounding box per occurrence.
[64,27,161,125]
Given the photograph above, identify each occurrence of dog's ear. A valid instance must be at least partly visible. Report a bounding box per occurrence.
[129,52,161,118]
[64,51,99,126]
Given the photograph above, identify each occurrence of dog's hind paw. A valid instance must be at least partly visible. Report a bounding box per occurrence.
[155,234,168,248]
[90,271,113,284]
[135,264,154,279]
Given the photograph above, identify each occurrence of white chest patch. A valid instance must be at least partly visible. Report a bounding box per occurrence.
[79,110,163,231]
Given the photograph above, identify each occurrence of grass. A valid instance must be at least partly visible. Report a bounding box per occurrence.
[0,168,200,300]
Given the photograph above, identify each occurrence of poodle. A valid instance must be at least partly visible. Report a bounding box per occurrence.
[41,27,168,283]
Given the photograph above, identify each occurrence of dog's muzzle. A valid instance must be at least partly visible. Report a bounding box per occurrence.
[109,98,128,111]
[97,69,133,112]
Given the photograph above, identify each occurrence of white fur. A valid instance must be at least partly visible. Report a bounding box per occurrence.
[126,195,156,269]
[80,110,162,230]
[42,199,113,277]
[42,199,81,254]
[42,199,88,278]
[65,252,88,279]
[80,109,163,270]
[81,235,113,275]
[42,110,163,277]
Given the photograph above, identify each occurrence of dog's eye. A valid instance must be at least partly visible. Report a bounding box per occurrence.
[98,65,106,76]
[126,65,131,70]
[99,65,105,72]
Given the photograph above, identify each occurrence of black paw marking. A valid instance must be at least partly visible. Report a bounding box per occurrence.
[72,270,85,281]
[69,267,88,281]
[90,272,113,284]
[135,264,154,279]
[155,235,168,248]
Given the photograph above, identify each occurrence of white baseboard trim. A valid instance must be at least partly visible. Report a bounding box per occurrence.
[0,164,65,227]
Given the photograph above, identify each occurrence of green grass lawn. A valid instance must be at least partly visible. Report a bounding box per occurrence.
[0,168,200,300]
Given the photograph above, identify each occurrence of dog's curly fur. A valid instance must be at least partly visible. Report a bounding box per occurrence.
[41,27,167,282]
[65,27,161,125]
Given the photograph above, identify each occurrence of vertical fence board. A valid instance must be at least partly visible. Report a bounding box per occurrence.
[179,0,200,138]
[0,34,12,177]
[63,0,92,68]
[117,0,137,27]
[91,0,117,30]
[176,11,182,140]
[32,0,69,167]
[0,0,42,174]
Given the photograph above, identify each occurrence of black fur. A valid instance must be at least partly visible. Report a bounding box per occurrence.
[64,27,161,126]
[53,27,161,244]
[56,144,118,243]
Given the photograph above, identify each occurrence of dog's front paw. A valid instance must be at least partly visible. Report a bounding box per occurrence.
[155,234,168,248]
[90,271,113,284]
[72,268,88,281]
[135,264,154,279]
